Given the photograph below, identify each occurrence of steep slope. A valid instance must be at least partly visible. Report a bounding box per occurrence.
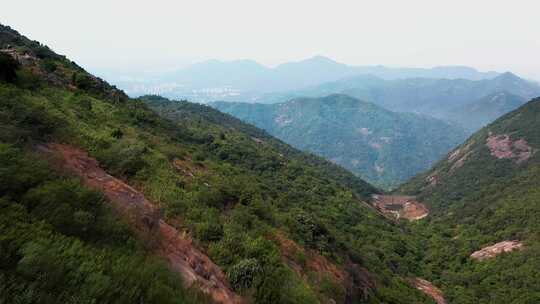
[0,24,433,303]
[212,94,467,189]
[272,73,540,130]
[398,98,540,303]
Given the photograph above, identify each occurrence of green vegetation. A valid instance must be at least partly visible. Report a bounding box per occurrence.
[0,24,432,303]
[277,72,540,128]
[0,144,209,304]
[212,95,467,189]
[7,20,540,304]
[399,98,540,303]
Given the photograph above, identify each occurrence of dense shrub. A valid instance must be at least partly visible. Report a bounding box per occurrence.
[227,258,261,290]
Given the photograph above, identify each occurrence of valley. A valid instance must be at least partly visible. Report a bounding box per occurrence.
[212,94,467,189]
[1,20,540,304]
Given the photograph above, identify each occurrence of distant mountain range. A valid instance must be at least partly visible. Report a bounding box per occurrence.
[265,72,540,132]
[113,56,501,102]
[212,94,467,188]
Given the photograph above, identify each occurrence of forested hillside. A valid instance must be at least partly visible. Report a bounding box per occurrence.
[0,24,433,304]
[4,21,539,304]
[212,95,466,189]
[398,98,540,303]
[448,91,527,132]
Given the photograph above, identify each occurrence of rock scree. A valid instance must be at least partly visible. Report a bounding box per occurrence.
[486,134,535,164]
[37,143,242,304]
[470,240,524,261]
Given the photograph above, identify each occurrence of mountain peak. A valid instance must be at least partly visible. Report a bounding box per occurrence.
[495,71,521,81]
[306,55,339,64]
[276,55,344,70]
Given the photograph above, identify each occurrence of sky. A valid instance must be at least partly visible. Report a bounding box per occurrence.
[2,0,540,80]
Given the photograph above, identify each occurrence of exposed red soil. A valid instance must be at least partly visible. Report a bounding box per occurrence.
[271,232,375,302]
[371,195,429,221]
[37,143,241,304]
[410,278,447,304]
[486,134,535,164]
[470,240,524,261]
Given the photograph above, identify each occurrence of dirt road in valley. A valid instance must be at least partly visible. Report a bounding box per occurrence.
[371,195,428,221]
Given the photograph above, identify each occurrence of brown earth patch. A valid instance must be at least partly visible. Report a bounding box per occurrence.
[371,195,429,221]
[37,143,241,304]
[486,134,535,164]
[470,240,524,261]
[410,278,446,304]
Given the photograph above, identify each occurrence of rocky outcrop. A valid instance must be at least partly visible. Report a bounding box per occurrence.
[38,143,241,304]
[470,240,524,261]
[486,134,535,164]
[410,278,446,304]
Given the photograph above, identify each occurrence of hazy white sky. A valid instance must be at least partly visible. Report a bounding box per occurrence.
[2,0,540,79]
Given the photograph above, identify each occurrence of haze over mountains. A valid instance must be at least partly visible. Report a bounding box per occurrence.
[112,55,540,139]
[112,56,502,102]
[208,68,540,188]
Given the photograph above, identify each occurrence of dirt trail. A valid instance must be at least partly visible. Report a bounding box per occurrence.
[410,278,446,304]
[38,143,241,304]
[470,240,523,261]
[371,195,428,221]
